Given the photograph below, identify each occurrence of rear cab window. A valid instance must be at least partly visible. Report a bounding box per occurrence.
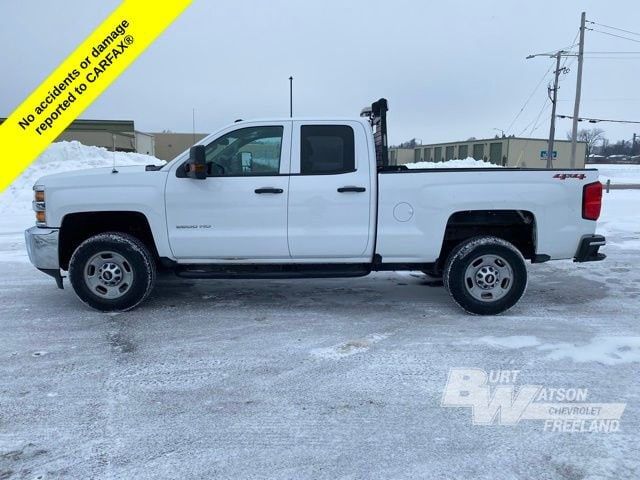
[300,125,355,175]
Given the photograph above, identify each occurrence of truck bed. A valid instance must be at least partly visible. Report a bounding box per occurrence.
[376,167,600,263]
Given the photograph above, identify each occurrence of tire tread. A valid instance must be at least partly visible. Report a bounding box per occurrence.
[68,232,156,311]
[443,236,527,315]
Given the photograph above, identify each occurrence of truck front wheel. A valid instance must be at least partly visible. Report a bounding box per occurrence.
[68,232,156,311]
[443,236,527,315]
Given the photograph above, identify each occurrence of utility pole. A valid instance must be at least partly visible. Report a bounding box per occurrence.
[570,11,586,168]
[526,50,572,166]
[547,52,563,169]
[289,76,293,118]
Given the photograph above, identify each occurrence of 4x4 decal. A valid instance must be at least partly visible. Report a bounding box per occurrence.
[553,173,587,180]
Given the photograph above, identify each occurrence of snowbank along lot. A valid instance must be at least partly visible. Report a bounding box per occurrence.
[0,144,639,479]
[591,163,640,185]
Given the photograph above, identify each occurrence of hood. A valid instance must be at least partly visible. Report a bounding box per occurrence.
[35,165,165,188]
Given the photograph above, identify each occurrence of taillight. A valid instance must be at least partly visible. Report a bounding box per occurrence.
[582,182,602,221]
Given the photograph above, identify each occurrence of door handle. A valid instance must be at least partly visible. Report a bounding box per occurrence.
[255,187,284,194]
[337,186,366,193]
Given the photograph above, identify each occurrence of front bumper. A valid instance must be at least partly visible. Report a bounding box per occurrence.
[25,226,63,288]
[574,234,606,263]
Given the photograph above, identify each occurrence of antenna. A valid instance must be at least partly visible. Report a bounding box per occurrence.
[111,133,118,173]
[289,76,293,117]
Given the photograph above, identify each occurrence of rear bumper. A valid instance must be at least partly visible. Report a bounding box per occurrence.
[25,226,63,288]
[574,234,606,263]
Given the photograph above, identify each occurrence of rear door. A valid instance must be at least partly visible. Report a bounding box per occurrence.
[287,121,373,259]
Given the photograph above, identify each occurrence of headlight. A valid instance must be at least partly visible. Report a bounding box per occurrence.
[33,185,46,226]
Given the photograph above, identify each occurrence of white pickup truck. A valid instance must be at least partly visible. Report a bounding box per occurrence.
[25,99,605,315]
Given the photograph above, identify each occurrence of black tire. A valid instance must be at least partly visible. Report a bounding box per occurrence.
[69,232,156,312]
[443,236,527,315]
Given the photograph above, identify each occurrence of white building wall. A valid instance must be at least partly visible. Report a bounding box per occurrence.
[395,138,586,168]
[507,139,586,168]
[135,132,155,156]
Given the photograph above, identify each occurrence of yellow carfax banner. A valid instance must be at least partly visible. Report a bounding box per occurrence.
[0,0,191,192]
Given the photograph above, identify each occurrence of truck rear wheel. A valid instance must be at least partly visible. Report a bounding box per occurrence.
[69,232,156,312]
[443,236,527,315]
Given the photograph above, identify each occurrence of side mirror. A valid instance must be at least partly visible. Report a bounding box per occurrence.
[185,145,206,179]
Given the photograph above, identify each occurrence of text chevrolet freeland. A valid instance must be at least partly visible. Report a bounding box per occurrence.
[25,99,606,315]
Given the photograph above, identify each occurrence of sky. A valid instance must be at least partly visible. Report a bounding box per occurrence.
[1,0,639,146]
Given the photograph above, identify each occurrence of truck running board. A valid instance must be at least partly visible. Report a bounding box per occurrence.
[174,263,372,279]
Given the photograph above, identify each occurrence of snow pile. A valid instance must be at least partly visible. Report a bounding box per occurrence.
[0,141,164,230]
[597,190,640,245]
[591,163,640,184]
[405,157,502,169]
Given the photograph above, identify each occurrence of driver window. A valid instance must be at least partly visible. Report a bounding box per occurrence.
[204,126,283,176]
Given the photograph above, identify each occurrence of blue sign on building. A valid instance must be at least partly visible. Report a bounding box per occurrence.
[540,150,558,160]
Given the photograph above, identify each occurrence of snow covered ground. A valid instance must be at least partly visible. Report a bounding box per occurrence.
[0,145,639,479]
[591,163,640,185]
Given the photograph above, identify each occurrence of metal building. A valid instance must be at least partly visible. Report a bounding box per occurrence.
[152,133,208,161]
[0,117,155,156]
[390,137,587,169]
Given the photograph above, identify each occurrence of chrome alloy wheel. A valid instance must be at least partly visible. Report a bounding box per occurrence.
[463,254,513,302]
[84,251,134,299]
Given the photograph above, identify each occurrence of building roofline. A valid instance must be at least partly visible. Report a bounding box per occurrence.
[399,137,587,148]
[0,117,134,133]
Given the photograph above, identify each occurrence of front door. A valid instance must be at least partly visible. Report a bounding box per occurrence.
[287,122,372,259]
[165,122,292,260]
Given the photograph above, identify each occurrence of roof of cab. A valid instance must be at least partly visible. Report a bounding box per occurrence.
[230,117,368,125]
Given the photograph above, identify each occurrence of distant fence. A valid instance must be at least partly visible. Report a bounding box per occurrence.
[604,179,640,192]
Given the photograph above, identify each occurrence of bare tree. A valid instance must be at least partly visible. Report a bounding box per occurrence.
[566,128,605,157]
[396,138,419,149]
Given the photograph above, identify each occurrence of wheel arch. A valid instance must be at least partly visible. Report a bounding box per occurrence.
[437,209,537,270]
[59,211,159,270]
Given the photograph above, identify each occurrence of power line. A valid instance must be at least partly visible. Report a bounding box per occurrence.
[518,98,550,136]
[505,63,553,134]
[582,56,640,60]
[586,20,640,38]
[531,105,550,133]
[562,29,581,67]
[512,100,550,167]
[586,27,640,44]
[508,30,580,135]
[558,98,640,102]
[527,101,550,135]
[558,30,580,75]
[582,51,640,54]
[582,53,640,58]
[557,114,640,125]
